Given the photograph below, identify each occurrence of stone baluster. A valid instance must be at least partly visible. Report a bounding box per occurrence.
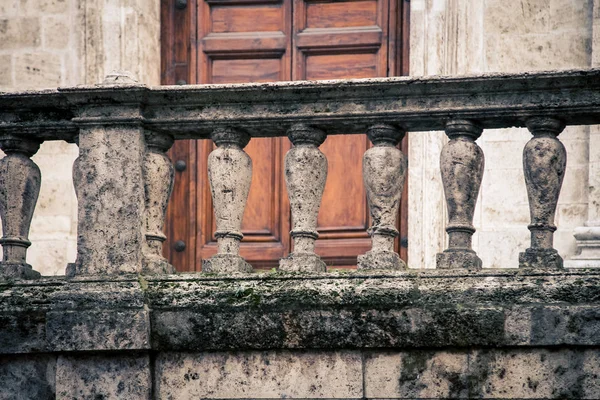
[202,127,253,273]
[519,117,566,269]
[436,120,484,270]
[142,131,176,274]
[0,134,42,279]
[66,71,147,276]
[358,124,407,270]
[279,124,328,272]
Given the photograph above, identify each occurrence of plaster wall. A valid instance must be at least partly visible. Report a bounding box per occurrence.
[0,0,160,275]
[408,0,598,268]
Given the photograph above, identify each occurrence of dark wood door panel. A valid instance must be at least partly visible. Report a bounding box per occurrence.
[162,0,409,271]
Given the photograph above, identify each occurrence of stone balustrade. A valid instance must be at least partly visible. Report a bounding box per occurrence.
[1,69,600,278]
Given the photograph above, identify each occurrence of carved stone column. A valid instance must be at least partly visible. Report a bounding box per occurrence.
[0,134,42,279]
[279,124,328,272]
[66,71,147,276]
[436,120,484,270]
[519,117,566,269]
[358,124,407,270]
[142,131,176,274]
[202,127,253,273]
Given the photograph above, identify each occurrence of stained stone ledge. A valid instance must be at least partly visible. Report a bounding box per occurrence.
[1,269,600,354]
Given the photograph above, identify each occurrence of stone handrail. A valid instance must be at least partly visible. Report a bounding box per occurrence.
[1,68,599,278]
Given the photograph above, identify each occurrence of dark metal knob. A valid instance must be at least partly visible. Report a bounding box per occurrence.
[176,79,187,85]
[400,237,408,248]
[174,240,186,252]
[175,160,186,172]
[175,0,187,10]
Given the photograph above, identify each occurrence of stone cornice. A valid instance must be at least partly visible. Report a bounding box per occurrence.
[0,68,599,141]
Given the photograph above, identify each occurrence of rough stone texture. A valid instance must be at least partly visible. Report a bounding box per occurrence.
[437,120,484,270]
[0,0,161,277]
[358,124,407,270]
[280,124,328,272]
[0,136,42,279]
[0,354,56,400]
[142,131,175,274]
[365,348,600,399]
[55,354,151,400]
[156,350,363,399]
[520,117,567,269]
[203,127,253,273]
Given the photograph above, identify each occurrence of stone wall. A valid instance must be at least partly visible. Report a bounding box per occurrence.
[409,0,599,268]
[0,0,160,275]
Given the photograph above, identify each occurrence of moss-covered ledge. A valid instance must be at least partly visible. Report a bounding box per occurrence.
[1,269,600,354]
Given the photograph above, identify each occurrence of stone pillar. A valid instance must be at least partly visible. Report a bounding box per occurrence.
[142,131,176,274]
[202,127,253,273]
[519,117,566,269]
[66,72,147,276]
[279,124,328,272]
[0,134,42,279]
[566,124,600,268]
[436,120,484,270]
[358,124,407,270]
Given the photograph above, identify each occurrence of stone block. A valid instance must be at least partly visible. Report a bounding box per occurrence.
[46,310,150,351]
[0,2,18,17]
[476,229,529,269]
[0,354,56,400]
[56,354,151,400]
[0,17,41,50]
[0,311,48,354]
[20,0,69,15]
[156,350,363,399]
[0,54,11,86]
[14,52,62,89]
[365,351,469,398]
[42,16,70,49]
[469,348,600,399]
[34,179,74,217]
[481,169,529,228]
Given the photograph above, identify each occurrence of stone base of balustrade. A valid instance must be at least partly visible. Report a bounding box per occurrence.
[436,249,482,270]
[202,254,253,273]
[357,250,407,270]
[142,257,176,274]
[519,248,564,269]
[3,269,600,398]
[0,262,41,280]
[278,252,326,272]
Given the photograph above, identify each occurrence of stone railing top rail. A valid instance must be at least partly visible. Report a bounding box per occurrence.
[1,68,599,141]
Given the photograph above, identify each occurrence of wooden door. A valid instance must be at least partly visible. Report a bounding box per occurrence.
[162,0,409,271]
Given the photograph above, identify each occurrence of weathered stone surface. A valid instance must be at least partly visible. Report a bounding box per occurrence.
[203,127,253,273]
[2,270,600,354]
[0,354,56,400]
[437,120,484,270]
[520,117,566,269]
[0,135,42,279]
[55,354,151,400]
[280,124,327,272]
[141,131,175,274]
[365,351,469,398]
[64,73,147,276]
[46,309,150,351]
[358,124,407,270]
[156,350,363,399]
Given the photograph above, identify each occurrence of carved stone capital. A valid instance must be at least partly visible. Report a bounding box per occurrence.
[287,124,326,147]
[444,119,483,140]
[145,131,174,153]
[366,124,405,146]
[0,134,41,157]
[526,117,565,137]
[211,127,250,149]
